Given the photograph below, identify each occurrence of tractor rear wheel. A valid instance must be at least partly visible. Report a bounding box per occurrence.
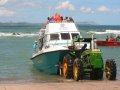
[73,58,83,81]
[62,54,73,79]
[105,59,116,80]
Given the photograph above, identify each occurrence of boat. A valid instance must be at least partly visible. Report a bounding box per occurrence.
[97,36,120,46]
[31,15,93,74]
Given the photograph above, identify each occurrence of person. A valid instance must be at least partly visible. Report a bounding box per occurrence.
[32,41,38,52]
[12,32,20,35]
[116,35,120,42]
[65,17,69,22]
[61,16,63,22]
[106,35,109,41]
[107,34,115,42]
[38,37,43,50]
[55,13,61,22]
[49,16,55,23]
[80,44,87,58]
[45,17,50,26]
[39,29,44,39]
[69,17,74,22]
[47,17,50,23]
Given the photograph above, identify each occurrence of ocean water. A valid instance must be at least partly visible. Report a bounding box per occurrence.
[0,24,120,83]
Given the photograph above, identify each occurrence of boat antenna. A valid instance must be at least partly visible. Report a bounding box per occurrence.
[48,7,51,17]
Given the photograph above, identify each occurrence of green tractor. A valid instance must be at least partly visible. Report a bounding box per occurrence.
[61,37,117,81]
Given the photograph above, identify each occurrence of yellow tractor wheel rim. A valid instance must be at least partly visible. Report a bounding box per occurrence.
[74,62,78,79]
[63,59,67,77]
[106,64,111,79]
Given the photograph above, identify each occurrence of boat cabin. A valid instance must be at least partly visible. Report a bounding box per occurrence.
[39,22,91,50]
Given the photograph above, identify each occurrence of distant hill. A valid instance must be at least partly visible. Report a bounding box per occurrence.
[76,22,98,25]
[0,22,98,26]
[0,22,41,26]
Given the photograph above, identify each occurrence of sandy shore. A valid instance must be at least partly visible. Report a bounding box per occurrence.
[0,80,120,90]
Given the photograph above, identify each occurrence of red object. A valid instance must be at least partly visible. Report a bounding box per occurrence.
[97,39,120,46]
[108,38,116,42]
[55,13,61,22]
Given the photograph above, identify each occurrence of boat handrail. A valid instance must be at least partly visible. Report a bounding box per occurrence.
[48,21,74,23]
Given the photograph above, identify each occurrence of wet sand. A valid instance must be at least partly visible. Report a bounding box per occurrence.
[0,80,120,90]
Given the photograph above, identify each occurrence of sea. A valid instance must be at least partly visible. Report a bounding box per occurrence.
[0,23,120,83]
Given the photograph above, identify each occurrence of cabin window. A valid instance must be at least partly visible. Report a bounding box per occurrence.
[71,33,79,39]
[61,33,70,40]
[50,34,59,40]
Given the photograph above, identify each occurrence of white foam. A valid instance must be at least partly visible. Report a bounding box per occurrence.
[87,31,107,34]
[0,32,38,37]
[87,29,120,35]
[106,29,120,34]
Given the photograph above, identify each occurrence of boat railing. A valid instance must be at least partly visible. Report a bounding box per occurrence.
[47,16,74,24]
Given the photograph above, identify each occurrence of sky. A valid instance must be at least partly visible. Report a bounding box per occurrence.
[0,0,120,25]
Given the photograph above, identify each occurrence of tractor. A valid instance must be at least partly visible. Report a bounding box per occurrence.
[61,37,117,81]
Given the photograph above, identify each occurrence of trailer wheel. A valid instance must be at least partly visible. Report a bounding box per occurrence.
[73,58,83,81]
[62,54,73,79]
[105,59,116,80]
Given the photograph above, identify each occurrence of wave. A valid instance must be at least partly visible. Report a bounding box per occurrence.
[87,31,107,34]
[87,29,120,35]
[0,32,38,37]
[105,29,120,34]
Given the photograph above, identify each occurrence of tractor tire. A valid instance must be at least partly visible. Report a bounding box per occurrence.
[62,54,74,79]
[105,59,116,80]
[73,58,84,81]
[90,68,103,80]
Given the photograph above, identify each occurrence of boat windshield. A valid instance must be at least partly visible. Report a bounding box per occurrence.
[71,33,80,39]
[61,33,70,40]
[50,34,59,40]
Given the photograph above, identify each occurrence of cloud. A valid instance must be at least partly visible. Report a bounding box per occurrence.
[97,6,110,12]
[0,7,15,17]
[79,6,120,14]
[18,2,36,8]
[96,6,120,13]
[9,0,16,1]
[80,6,94,13]
[113,9,120,13]
[55,1,75,11]
[0,0,8,5]
[20,2,36,7]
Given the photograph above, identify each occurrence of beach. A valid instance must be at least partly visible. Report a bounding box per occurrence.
[0,24,120,85]
[0,80,120,90]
